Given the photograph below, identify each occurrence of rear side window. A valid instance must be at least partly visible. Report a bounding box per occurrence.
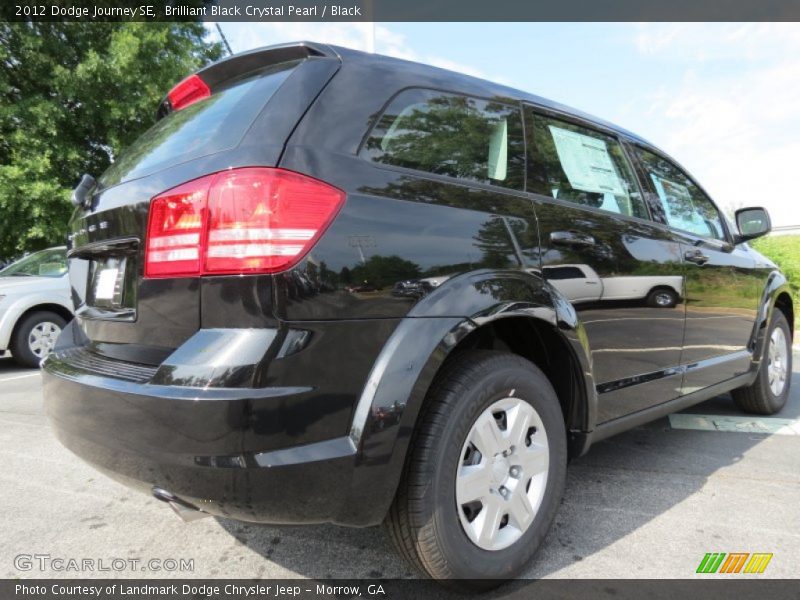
[100,61,299,188]
[528,112,647,220]
[362,89,525,190]
[633,147,726,241]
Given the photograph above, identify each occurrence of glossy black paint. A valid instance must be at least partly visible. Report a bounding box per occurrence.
[43,42,793,527]
[64,50,340,361]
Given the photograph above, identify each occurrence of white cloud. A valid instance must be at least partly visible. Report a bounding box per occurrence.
[628,24,800,227]
[203,23,798,228]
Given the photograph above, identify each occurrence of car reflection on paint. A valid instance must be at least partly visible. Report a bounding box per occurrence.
[346,282,379,294]
[528,265,683,308]
[392,275,453,299]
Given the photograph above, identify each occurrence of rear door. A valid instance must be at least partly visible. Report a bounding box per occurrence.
[629,145,762,393]
[523,106,686,423]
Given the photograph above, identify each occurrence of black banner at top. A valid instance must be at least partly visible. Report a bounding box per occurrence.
[3,0,800,22]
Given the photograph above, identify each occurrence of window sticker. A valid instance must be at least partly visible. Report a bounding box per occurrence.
[650,173,721,237]
[548,125,625,195]
[650,174,699,227]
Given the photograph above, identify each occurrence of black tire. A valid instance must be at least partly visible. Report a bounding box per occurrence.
[10,311,66,368]
[385,350,567,589]
[646,287,678,308]
[732,310,792,415]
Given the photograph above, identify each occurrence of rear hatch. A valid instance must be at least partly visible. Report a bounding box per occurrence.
[66,43,340,365]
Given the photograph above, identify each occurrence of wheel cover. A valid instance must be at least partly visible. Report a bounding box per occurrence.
[767,327,788,396]
[455,396,549,551]
[654,292,673,306]
[28,321,61,358]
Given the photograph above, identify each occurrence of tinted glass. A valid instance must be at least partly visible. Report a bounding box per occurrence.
[0,248,67,278]
[100,62,298,187]
[528,113,647,219]
[363,89,525,189]
[634,148,726,240]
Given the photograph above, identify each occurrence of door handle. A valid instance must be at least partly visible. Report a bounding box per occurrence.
[684,249,710,265]
[550,231,596,247]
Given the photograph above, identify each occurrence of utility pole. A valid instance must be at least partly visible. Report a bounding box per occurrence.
[365,0,375,53]
[215,23,234,56]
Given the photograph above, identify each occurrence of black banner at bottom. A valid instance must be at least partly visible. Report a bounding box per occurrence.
[4,579,800,600]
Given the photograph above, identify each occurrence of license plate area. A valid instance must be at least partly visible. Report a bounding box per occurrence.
[88,256,131,311]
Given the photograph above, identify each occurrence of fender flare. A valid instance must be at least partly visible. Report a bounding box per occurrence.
[336,269,595,526]
[751,270,794,363]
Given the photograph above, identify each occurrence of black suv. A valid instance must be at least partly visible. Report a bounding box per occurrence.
[43,42,793,586]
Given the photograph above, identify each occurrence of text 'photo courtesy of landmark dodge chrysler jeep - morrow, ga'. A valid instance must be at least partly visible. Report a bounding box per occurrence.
[42,42,793,588]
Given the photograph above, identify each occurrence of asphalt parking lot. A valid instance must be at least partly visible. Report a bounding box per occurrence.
[1,352,798,581]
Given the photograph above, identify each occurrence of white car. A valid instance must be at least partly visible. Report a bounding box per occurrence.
[0,247,73,367]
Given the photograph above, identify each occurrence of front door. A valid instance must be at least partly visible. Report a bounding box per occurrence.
[524,107,687,423]
[629,146,762,393]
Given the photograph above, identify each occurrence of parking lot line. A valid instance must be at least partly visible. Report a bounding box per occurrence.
[0,372,40,382]
[669,413,800,436]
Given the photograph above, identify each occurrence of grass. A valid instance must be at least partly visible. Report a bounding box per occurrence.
[751,234,800,331]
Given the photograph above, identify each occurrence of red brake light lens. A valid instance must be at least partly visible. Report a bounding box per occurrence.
[144,175,211,278]
[167,74,211,111]
[205,169,345,274]
[144,168,345,278]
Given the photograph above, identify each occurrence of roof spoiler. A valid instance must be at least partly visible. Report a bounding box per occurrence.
[156,42,339,119]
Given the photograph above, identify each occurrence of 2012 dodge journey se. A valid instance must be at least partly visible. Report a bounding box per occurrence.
[43,42,794,587]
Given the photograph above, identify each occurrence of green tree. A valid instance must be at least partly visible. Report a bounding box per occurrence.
[350,255,422,289]
[0,22,222,258]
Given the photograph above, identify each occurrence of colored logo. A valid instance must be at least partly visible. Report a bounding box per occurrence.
[696,552,773,574]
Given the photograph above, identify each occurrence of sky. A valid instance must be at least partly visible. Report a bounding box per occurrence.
[207,23,800,228]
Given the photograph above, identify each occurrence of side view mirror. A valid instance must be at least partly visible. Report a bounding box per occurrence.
[734,207,771,243]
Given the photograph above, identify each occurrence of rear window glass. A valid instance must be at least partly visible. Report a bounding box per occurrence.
[362,89,525,190]
[100,61,298,188]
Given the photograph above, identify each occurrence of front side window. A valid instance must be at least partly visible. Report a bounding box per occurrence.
[528,112,647,220]
[362,89,525,189]
[0,248,67,278]
[633,148,726,241]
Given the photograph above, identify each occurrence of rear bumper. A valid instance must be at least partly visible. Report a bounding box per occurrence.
[43,363,358,524]
[42,319,399,526]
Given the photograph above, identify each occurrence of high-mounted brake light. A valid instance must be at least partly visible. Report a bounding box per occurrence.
[145,168,345,278]
[167,74,211,112]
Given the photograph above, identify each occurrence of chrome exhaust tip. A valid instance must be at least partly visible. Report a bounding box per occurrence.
[152,487,211,523]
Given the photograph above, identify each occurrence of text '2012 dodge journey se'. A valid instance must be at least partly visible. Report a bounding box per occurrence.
[43,42,793,586]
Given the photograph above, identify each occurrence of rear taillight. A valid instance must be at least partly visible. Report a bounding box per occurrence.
[145,168,345,278]
[167,74,211,111]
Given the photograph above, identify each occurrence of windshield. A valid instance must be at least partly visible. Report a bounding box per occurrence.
[0,248,67,278]
[99,61,299,188]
